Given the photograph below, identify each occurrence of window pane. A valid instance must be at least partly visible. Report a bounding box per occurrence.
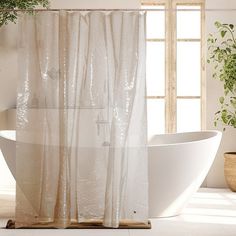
[177,42,201,96]
[177,6,201,39]
[147,99,165,136]
[142,5,165,39]
[177,99,201,132]
[147,99,165,137]
[146,42,165,96]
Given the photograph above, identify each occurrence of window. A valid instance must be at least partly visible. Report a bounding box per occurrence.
[142,0,205,136]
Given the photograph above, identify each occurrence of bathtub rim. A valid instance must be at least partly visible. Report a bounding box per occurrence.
[148,130,222,147]
[0,130,222,147]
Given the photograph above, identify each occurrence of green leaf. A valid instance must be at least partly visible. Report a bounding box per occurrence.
[226,48,232,53]
[219,97,225,104]
[221,30,227,38]
[229,24,234,30]
[215,21,222,28]
[0,0,50,27]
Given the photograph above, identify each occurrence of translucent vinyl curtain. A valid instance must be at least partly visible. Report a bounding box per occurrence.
[16,10,148,228]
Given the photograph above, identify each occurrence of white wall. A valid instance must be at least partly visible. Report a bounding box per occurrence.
[205,0,236,187]
[0,23,18,112]
[50,0,140,9]
[0,112,6,130]
[0,0,140,114]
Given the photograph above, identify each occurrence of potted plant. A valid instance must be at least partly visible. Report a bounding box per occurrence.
[0,0,49,27]
[208,21,236,191]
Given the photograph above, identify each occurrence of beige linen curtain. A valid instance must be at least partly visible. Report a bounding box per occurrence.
[16,10,148,228]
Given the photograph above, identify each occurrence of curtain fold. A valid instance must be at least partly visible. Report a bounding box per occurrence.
[16,10,148,228]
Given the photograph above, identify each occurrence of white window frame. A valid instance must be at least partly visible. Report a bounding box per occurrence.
[142,0,206,133]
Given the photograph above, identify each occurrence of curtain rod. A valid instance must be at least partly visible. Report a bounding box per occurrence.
[1,9,236,12]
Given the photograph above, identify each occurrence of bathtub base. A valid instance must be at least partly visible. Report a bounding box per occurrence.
[6,219,152,229]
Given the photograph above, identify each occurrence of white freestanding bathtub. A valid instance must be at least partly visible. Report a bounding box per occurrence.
[0,130,222,218]
[148,130,222,217]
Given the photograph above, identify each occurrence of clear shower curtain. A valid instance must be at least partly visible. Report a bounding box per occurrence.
[16,10,148,228]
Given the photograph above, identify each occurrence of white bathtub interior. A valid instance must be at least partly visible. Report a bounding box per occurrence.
[148,131,220,146]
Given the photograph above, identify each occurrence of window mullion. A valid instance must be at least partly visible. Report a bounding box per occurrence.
[200,2,206,130]
[165,0,177,133]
